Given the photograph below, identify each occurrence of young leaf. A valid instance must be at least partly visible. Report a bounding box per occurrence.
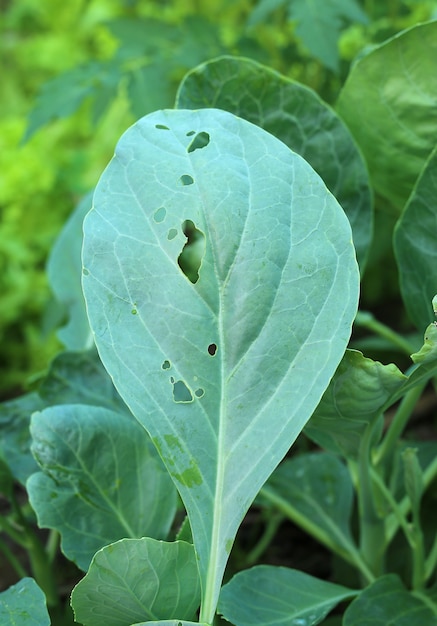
[28,405,177,570]
[304,350,406,458]
[71,539,201,626]
[343,574,437,625]
[218,565,357,626]
[337,21,437,210]
[261,453,357,563]
[82,107,359,621]
[176,56,372,271]
[0,578,50,626]
[394,146,437,330]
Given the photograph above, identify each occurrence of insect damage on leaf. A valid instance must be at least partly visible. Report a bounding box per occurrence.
[177,219,205,284]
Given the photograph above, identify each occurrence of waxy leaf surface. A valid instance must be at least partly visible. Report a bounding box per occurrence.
[176,56,372,271]
[82,108,359,619]
[394,146,437,330]
[71,539,200,626]
[0,578,50,626]
[28,405,177,570]
[337,21,437,210]
[218,565,357,626]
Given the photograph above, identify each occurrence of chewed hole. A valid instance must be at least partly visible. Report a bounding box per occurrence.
[153,207,166,223]
[195,388,205,398]
[82,268,89,276]
[167,228,178,241]
[172,380,193,403]
[161,360,171,370]
[186,130,195,136]
[155,124,170,130]
[180,174,194,186]
[187,132,210,153]
[178,220,206,284]
[208,343,217,356]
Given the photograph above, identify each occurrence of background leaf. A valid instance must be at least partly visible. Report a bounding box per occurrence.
[394,146,437,330]
[28,405,177,570]
[82,107,359,619]
[0,578,50,626]
[176,56,373,271]
[343,574,437,625]
[71,539,201,626]
[336,21,437,210]
[218,565,357,626]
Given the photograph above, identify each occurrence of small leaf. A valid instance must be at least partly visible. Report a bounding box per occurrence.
[261,453,356,560]
[218,565,357,626]
[28,405,177,570]
[411,322,437,366]
[0,578,50,626]
[337,22,437,210]
[71,539,201,626]
[305,350,406,458]
[176,56,373,271]
[394,146,437,330]
[343,574,437,625]
[402,447,424,518]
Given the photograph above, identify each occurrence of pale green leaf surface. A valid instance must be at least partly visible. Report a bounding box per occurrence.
[47,193,93,350]
[337,21,437,210]
[82,108,359,618]
[132,622,207,626]
[411,322,437,365]
[176,56,372,271]
[343,574,437,625]
[27,405,177,570]
[71,539,200,626]
[218,565,357,626]
[394,146,437,330]
[305,350,406,457]
[261,453,356,560]
[0,578,50,626]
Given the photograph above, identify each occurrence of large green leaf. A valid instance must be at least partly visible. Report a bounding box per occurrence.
[336,21,437,210]
[304,350,406,458]
[218,565,357,626]
[261,453,357,564]
[394,146,437,330]
[343,575,437,625]
[27,405,177,570]
[82,107,359,621]
[0,578,50,626]
[71,539,201,626]
[176,56,372,271]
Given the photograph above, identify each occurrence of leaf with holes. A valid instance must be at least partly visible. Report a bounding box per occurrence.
[82,107,359,622]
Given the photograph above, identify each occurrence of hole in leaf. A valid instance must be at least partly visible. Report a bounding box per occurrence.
[186,130,195,136]
[195,388,204,398]
[187,131,210,153]
[153,207,166,223]
[161,360,171,370]
[172,380,193,403]
[167,228,178,240]
[155,124,170,130]
[177,220,206,284]
[180,174,194,186]
[208,343,217,356]
[82,268,89,276]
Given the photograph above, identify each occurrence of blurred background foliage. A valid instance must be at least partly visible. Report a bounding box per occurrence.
[1,0,437,397]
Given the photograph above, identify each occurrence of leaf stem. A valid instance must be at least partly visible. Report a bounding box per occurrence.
[354,311,415,356]
[0,535,28,579]
[245,510,284,566]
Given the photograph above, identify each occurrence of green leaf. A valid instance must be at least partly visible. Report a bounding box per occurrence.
[261,453,357,562]
[411,322,437,365]
[0,578,50,626]
[176,56,373,271]
[337,21,437,210]
[71,538,201,626]
[394,146,437,330]
[218,565,357,626]
[82,108,359,621]
[343,574,437,625]
[27,405,177,570]
[402,447,424,518]
[305,350,406,458]
[47,193,93,350]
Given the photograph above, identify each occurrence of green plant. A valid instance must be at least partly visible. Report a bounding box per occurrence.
[1,17,437,626]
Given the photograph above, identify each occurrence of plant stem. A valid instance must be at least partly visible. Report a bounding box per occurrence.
[425,531,437,582]
[246,510,284,566]
[354,311,415,356]
[0,536,28,579]
[374,383,425,467]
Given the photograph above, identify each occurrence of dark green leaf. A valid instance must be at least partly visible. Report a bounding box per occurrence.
[176,56,372,271]
[71,539,200,626]
[27,405,177,570]
[343,575,437,625]
[0,578,50,626]
[218,565,357,626]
